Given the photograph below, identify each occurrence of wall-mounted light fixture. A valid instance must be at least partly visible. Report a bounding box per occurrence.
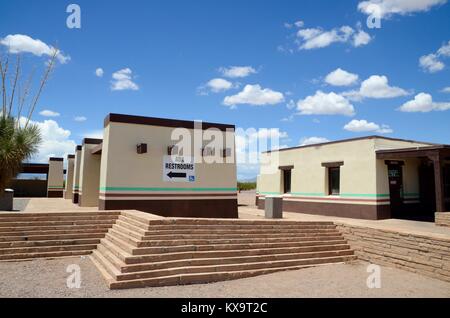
[137,143,147,154]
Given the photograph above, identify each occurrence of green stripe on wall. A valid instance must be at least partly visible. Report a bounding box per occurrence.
[259,192,391,198]
[48,186,64,189]
[100,187,238,192]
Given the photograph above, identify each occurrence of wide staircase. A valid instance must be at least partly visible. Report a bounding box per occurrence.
[0,211,120,261]
[91,212,356,289]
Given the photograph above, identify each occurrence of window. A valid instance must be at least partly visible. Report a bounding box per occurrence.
[283,169,291,194]
[328,167,340,195]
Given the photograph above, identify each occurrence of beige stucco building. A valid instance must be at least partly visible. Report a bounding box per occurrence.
[257,136,450,220]
[65,113,238,218]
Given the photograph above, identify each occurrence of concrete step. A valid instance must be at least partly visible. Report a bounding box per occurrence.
[115,254,357,282]
[144,223,337,231]
[0,249,92,261]
[135,235,346,248]
[0,220,116,228]
[0,243,98,255]
[140,231,341,241]
[149,219,335,226]
[0,211,121,218]
[121,245,355,265]
[115,219,149,235]
[0,232,108,242]
[0,238,100,248]
[103,257,355,289]
[0,228,110,237]
[130,239,350,256]
[138,227,339,236]
[0,215,119,223]
[0,224,115,233]
[117,215,151,230]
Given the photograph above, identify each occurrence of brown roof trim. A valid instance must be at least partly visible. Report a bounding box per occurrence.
[49,157,64,162]
[20,163,49,174]
[321,161,344,168]
[376,145,450,154]
[67,154,75,159]
[83,138,103,145]
[263,135,440,154]
[76,145,82,151]
[104,113,235,132]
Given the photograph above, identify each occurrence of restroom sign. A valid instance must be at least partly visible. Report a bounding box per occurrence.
[163,155,196,182]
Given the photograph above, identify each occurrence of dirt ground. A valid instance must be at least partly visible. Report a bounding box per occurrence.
[0,257,449,298]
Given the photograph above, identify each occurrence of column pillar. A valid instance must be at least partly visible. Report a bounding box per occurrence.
[47,157,64,198]
[432,153,445,212]
[64,154,75,199]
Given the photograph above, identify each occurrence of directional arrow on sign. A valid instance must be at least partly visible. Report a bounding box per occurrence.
[167,171,187,179]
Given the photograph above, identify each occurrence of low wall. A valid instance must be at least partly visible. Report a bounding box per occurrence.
[436,213,450,227]
[336,223,450,282]
[8,179,47,197]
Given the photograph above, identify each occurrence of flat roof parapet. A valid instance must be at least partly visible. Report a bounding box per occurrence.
[83,138,103,145]
[49,157,64,162]
[263,135,441,154]
[104,113,235,132]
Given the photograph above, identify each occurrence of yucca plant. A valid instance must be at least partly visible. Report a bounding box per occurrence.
[0,116,42,192]
[0,48,58,196]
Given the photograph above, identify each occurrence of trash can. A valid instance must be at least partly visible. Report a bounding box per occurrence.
[0,189,14,211]
[265,196,283,219]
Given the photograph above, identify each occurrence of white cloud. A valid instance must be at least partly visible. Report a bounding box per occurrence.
[300,137,330,146]
[39,109,60,117]
[17,118,77,163]
[441,86,450,93]
[437,40,450,56]
[223,84,284,107]
[82,130,104,139]
[353,29,372,47]
[219,66,257,78]
[74,116,87,122]
[358,0,447,18]
[419,54,445,73]
[296,25,371,50]
[297,91,355,116]
[95,68,104,77]
[111,68,139,91]
[0,34,70,64]
[286,99,296,109]
[343,119,393,134]
[398,92,450,112]
[325,68,359,86]
[419,41,450,73]
[343,75,409,101]
[206,78,233,93]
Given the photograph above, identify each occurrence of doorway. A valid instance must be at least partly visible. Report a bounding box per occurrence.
[283,169,291,194]
[387,163,403,218]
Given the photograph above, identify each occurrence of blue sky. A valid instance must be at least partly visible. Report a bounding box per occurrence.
[1,0,450,180]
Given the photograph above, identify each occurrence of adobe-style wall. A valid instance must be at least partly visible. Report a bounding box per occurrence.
[64,155,75,200]
[72,146,82,204]
[47,158,64,198]
[436,213,450,227]
[256,137,433,220]
[336,223,450,282]
[78,139,102,207]
[99,114,238,218]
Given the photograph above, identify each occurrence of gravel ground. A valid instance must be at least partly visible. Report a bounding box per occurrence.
[0,257,449,298]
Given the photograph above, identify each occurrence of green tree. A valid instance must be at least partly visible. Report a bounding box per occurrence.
[0,49,58,194]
